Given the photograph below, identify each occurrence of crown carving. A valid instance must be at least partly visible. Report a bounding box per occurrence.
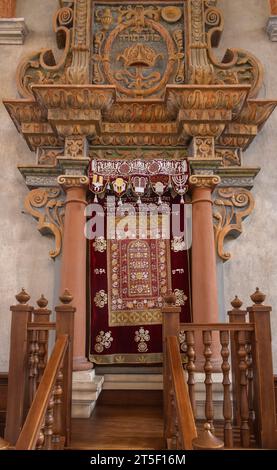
[118,44,162,68]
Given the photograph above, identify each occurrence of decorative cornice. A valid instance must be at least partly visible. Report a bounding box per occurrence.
[58,175,89,190]
[189,174,221,190]
[0,18,28,45]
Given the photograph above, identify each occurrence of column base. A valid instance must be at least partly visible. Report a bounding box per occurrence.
[0,18,28,45]
[73,356,93,372]
[72,369,104,418]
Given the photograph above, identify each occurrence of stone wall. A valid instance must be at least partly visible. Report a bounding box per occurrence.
[0,0,277,372]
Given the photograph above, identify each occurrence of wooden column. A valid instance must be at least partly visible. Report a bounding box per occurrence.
[58,175,91,372]
[247,288,277,449]
[0,0,16,18]
[189,175,221,368]
[5,289,33,445]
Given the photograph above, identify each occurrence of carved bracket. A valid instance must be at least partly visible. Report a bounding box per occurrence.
[213,187,255,262]
[24,188,65,259]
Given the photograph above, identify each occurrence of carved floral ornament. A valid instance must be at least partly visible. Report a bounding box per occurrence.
[213,187,255,262]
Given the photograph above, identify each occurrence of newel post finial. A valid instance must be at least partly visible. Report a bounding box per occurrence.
[59,288,74,305]
[230,295,243,310]
[163,290,177,307]
[250,287,266,305]
[15,288,30,305]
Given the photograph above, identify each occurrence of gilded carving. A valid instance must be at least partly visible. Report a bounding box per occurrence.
[216,148,241,167]
[189,136,215,160]
[213,187,255,261]
[58,175,89,190]
[24,188,65,259]
[189,174,221,189]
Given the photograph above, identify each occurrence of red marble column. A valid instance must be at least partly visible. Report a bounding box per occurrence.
[270,0,277,15]
[189,175,221,369]
[0,0,16,18]
[58,175,91,371]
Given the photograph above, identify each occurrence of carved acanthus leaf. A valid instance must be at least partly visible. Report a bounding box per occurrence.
[213,188,255,262]
[16,4,74,98]
[24,188,65,259]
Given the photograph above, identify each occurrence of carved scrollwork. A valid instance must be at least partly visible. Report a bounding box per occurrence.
[16,4,74,98]
[213,188,255,262]
[24,188,65,259]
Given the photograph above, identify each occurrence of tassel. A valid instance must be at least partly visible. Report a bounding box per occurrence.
[158,196,162,205]
[118,197,123,206]
[180,195,185,204]
[137,196,141,205]
[94,194,98,203]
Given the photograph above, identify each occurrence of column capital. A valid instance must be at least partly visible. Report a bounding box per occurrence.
[58,175,89,191]
[189,175,221,190]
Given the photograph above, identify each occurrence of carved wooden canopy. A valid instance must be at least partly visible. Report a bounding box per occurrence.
[3,0,277,260]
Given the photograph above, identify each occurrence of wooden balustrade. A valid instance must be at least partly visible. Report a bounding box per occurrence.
[4,289,75,450]
[177,289,277,450]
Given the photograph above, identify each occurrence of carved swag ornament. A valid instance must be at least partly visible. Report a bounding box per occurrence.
[3,0,277,260]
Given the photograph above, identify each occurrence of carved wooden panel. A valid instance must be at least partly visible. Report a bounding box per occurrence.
[91,2,185,98]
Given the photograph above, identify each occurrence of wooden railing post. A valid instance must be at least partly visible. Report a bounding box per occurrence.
[33,295,52,384]
[228,296,247,425]
[55,289,75,447]
[5,289,33,445]
[247,288,277,449]
[162,292,181,447]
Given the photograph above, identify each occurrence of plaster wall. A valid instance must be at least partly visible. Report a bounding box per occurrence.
[0,0,60,371]
[0,0,277,371]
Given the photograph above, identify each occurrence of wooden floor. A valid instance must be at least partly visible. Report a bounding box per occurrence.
[70,404,164,450]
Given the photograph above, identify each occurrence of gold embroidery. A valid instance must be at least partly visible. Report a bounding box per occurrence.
[174,289,187,306]
[94,290,108,308]
[134,327,150,353]
[95,330,113,353]
[171,236,186,252]
[93,236,107,253]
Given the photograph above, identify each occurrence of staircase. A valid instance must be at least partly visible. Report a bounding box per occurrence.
[2,288,277,451]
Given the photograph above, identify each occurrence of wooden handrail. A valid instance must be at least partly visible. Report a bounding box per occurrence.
[166,336,197,449]
[179,323,254,332]
[15,335,68,450]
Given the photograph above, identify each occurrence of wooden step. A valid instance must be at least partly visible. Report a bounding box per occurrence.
[70,404,164,450]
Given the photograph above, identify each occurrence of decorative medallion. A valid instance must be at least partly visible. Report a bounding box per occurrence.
[171,236,186,252]
[94,290,108,308]
[95,330,114,353]
[92,2,185,98]
[93,236,107,253]
[134,327,150,353]
[174,288,187,306]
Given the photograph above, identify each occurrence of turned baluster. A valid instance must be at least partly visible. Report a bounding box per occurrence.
[36,427,45,450]
[186,331,196,418]
[52,369,64,448]
[33,295,51,383]
[237,330,250,448]
[44,395,55,450]
[203,330,214,432]
[220,330,233,448]
[28,329,39,405]
[245,333,255,435]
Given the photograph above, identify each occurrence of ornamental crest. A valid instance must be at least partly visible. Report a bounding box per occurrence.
[92,2,185,98]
